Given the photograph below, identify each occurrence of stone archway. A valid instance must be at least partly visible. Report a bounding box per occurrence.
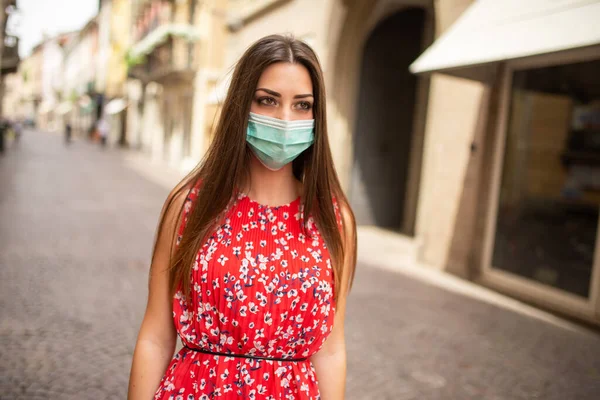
[325,0,433,234]
[350,8,426,230]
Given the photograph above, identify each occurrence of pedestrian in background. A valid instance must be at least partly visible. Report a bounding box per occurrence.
[64,121,72,144]
[128,34,357,400]
[97,117,109,148]
[0,119,7,153]
[13,119,22,142]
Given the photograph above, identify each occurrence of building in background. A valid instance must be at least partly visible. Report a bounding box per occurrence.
[2,70,21,119]
[17,42,42,124]
[410,0,600,324]
[61,18,99,138]
[4,29,76,131]
[98,0,132,147]
[0,0,19,121]
[37,32,77,131]
[126,0,227,169]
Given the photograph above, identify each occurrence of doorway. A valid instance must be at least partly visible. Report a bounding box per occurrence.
[350,8,426,231]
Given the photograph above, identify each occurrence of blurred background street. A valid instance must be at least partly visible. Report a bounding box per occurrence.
[1,0,600,399]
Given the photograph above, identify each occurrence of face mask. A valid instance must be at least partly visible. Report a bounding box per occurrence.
[246,112,315,171]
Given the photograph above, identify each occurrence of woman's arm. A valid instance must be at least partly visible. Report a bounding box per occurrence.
[127,187,188,400]
[310,294,348,400]
[311,204,356,400]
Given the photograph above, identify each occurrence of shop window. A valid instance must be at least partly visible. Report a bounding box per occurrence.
[492,59,600,298]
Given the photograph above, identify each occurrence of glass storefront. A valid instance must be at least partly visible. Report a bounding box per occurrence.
[492,59,600,298]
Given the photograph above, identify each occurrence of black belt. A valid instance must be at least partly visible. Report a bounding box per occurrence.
[183,344,308,363]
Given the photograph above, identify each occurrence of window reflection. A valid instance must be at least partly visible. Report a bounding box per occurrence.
[492,59,600,298]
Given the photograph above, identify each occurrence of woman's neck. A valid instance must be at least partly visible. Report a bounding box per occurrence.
[243,155,301,206]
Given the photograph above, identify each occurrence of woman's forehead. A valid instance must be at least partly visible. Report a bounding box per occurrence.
[256,63,313,94]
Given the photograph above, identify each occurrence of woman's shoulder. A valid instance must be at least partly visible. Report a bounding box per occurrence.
[160,179,201,227]
[161,178,202,241]
[167,178,202,205]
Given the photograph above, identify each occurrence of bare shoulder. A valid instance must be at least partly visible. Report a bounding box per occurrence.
[154,179,198,256]
[161,180,196,222]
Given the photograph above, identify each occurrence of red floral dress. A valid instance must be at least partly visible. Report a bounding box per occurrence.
[154,184,338,400]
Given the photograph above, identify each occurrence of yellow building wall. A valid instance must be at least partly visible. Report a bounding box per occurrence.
[413,0,488,270]
[106,0,131,98]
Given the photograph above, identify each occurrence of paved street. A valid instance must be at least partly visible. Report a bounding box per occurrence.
[1,130,600,400]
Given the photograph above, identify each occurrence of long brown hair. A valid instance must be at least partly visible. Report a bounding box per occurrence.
[155,34,356,303]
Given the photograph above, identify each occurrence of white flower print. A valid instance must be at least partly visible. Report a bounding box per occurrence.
[217,255,229,266]
[236,290,247,302]
[248,302,259,314]
[274,366,288,378]
[264,312,273,326]
[220,369,229,380]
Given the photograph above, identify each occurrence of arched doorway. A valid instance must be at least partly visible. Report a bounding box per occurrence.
[350,8,427,232]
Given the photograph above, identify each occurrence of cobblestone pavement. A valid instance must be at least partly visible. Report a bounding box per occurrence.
[1,130,600,400]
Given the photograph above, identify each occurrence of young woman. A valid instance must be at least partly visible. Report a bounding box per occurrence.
[128,34,357,400]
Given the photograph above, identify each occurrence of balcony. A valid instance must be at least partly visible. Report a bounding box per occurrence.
[127,24,200,84]
[132,0,175,43]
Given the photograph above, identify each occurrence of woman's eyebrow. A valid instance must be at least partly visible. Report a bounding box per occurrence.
[256,88,281,97]
[255,88,314,99]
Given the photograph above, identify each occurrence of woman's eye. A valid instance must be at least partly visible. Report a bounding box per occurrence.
[258,97,276,106]
[296,101,312,110]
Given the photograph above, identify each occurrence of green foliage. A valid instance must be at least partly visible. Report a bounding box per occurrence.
[125,50,146,69]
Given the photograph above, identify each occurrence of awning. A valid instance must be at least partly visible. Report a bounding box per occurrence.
[38,101,54,115]
[105,98,128,115]
[56,102,73,115]
[410,0,600,78]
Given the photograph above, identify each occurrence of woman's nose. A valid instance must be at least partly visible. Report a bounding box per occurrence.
[276,108,292,121]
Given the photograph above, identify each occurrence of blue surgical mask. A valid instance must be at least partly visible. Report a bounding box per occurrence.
[246,112,315,171]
